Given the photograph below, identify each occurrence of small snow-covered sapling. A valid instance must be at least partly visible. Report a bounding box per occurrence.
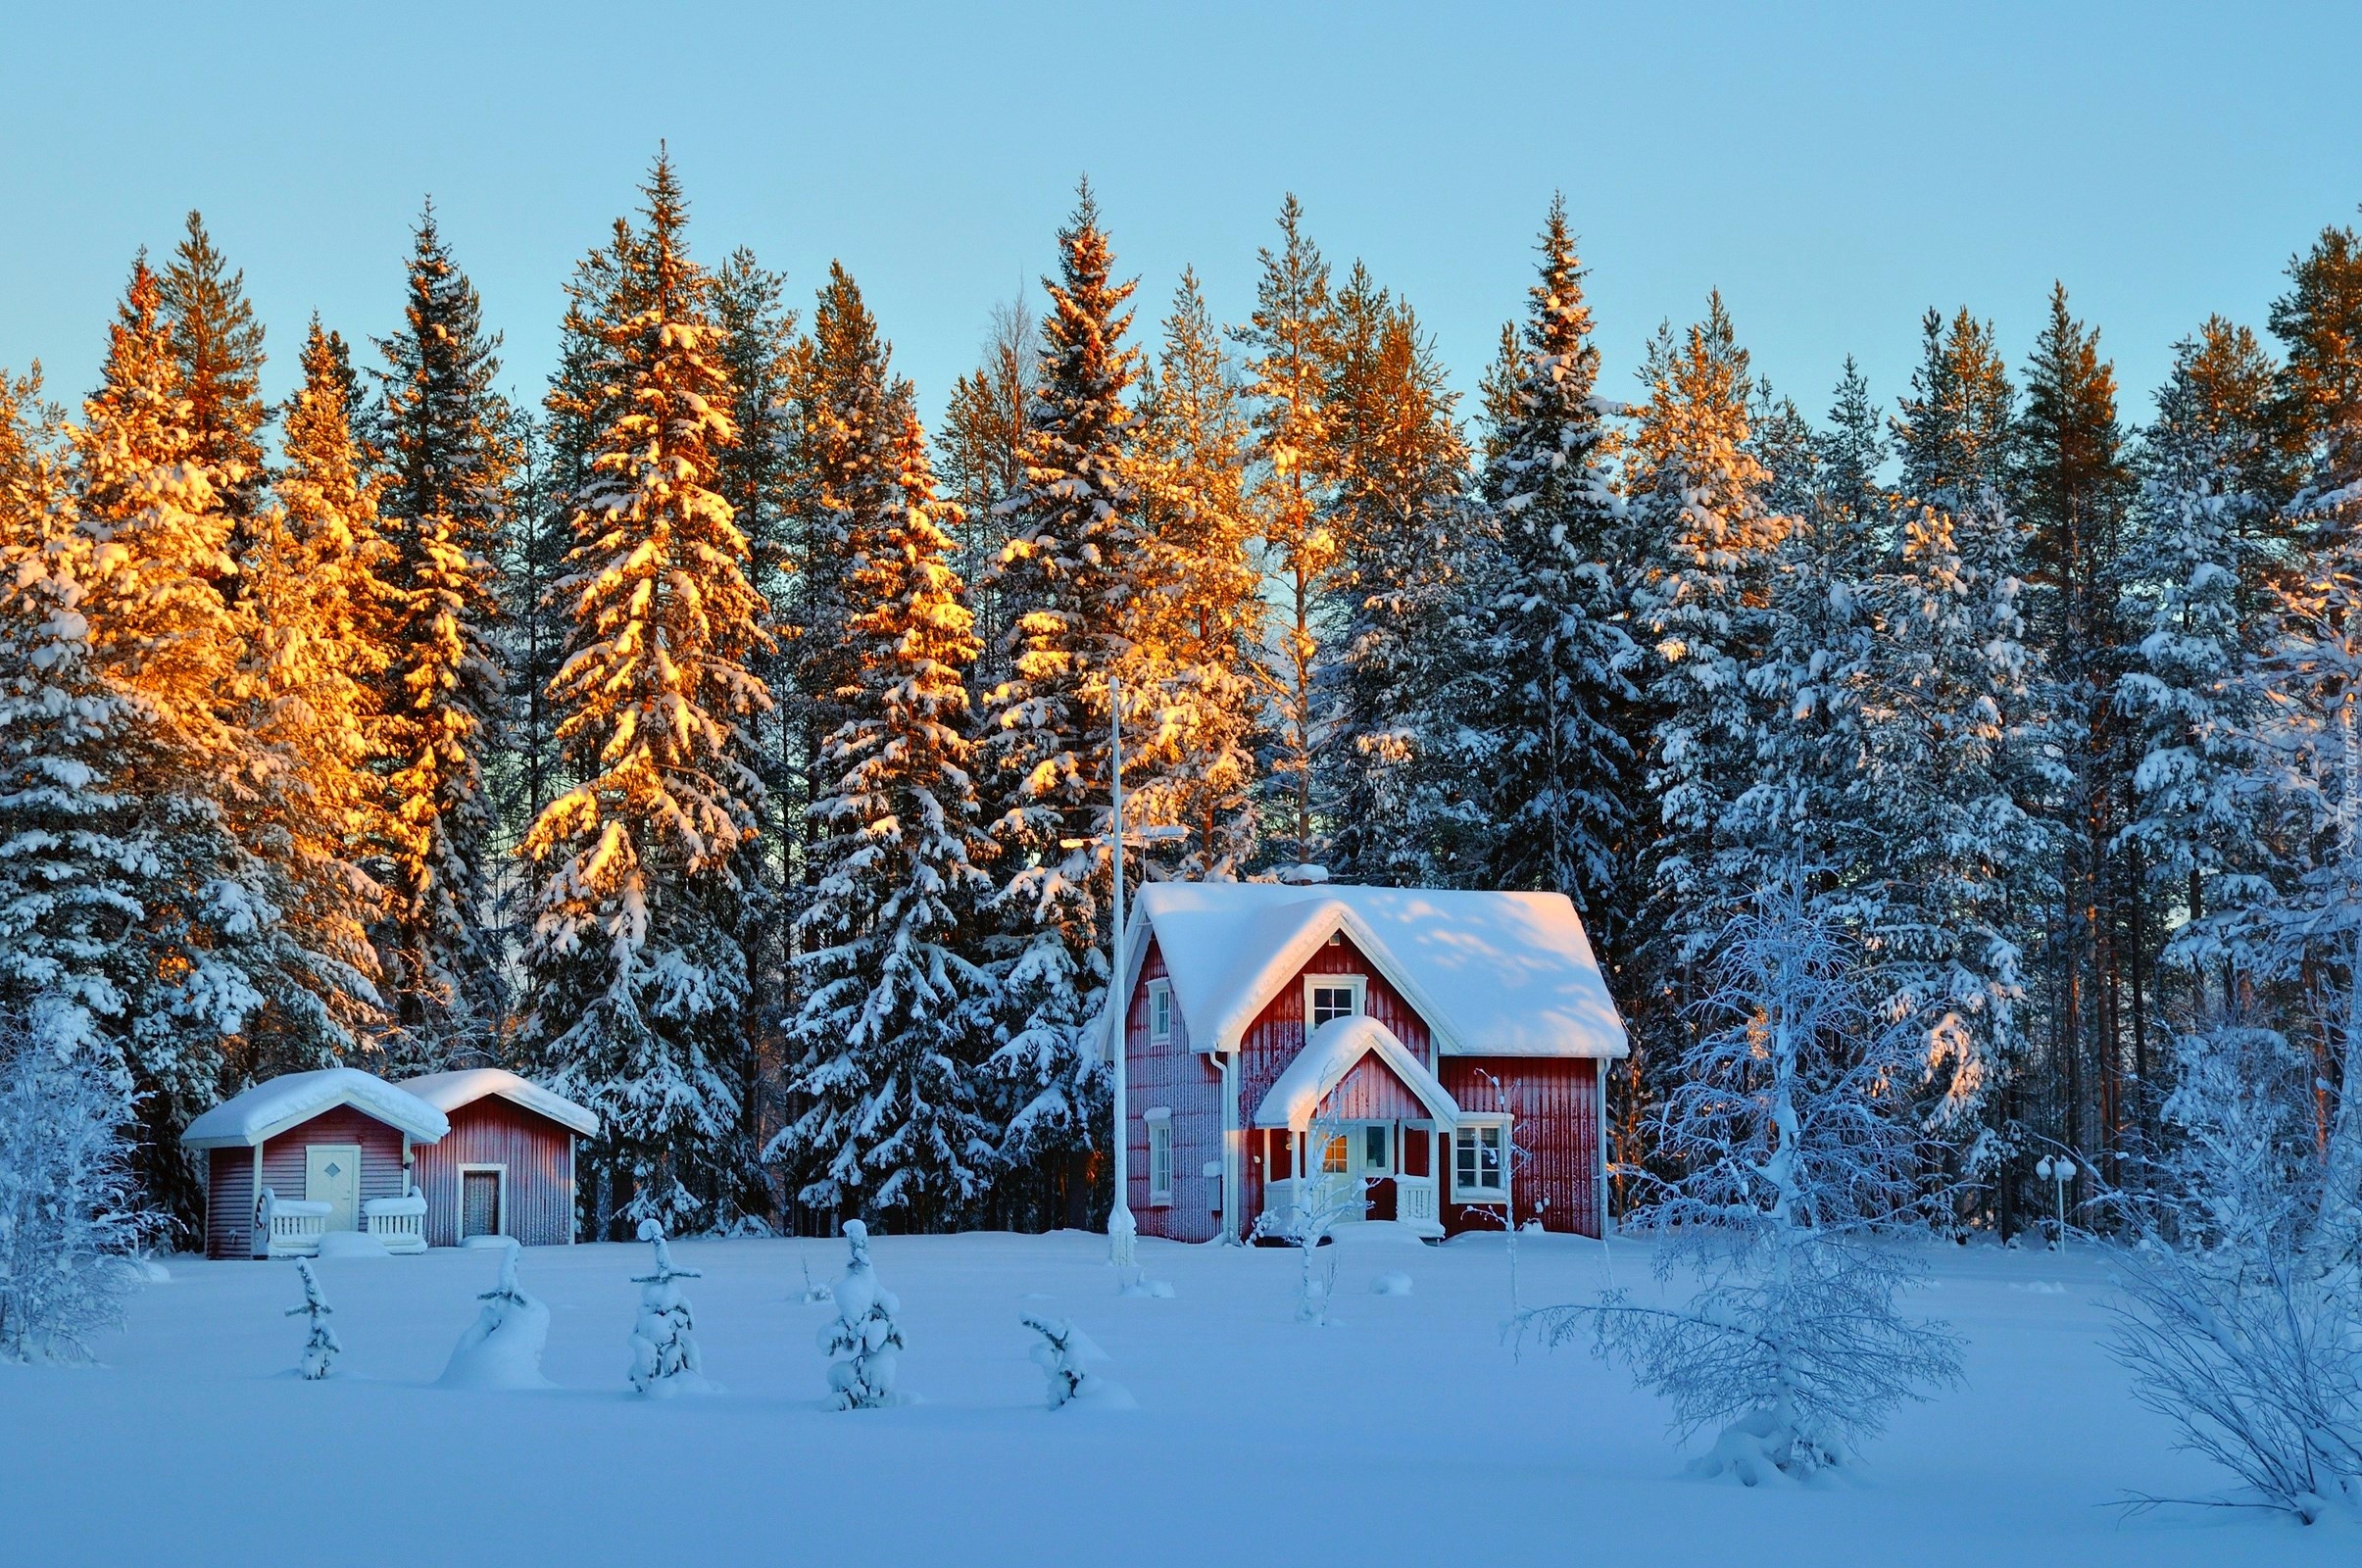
[798,1257,832,1304]
[286,1258,340,1380]
[628,1218,704,1396]
[817,1219,904,1409]
[437,1242,554,1390]
[1023,1315,1097,1408]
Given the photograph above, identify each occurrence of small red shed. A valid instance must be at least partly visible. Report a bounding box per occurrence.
[399,1070,599,1249]
[1097,881,1629,1244]
[181,1068,449,1259]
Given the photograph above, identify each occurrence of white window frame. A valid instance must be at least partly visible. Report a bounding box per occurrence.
[1303,973,1366,1030]
[1146,978,1174,1045]
[1451,1117,1511,1203]
[1145,1108,1174,1206]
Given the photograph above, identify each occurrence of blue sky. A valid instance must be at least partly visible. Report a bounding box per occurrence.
[5,2,2359,437]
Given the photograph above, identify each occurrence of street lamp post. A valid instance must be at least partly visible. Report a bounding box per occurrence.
[1107,679,1136,1276]
[2034,1155,2077,1250]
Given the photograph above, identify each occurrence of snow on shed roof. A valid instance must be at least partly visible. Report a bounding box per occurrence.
[1106,882,1629,1060]
[399,1069,600,1137]
[180,1067,449,1150]
[1254,1015,1460,1132]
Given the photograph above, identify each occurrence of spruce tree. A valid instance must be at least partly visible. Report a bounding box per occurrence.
[159,212,270,538]
[1320,268,1485,885]
[521,155,770,1239]
[938,299,1037,703]
[1231,194,1339,862]
[1472,199,1634,910]
[772,409,998,1227]
[66,259,286,1220]
[978,182,1140,1213]
[1127,270,1264,879]
[372,202,514,1051]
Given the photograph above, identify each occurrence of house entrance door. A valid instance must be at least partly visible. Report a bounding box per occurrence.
[1350,1122,1397,1221]
[305,1144,362,1232]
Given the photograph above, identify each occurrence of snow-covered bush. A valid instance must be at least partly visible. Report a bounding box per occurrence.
[2107,1020,2362,1522]
[1023,1314,1115,1408]
[287,1258,339,1380]
[818,1220,904,1408]
[0,1032,153,1364]
[628,1218,706,1396]
[438,1244,552,1390]
[1526,883,1962,1483]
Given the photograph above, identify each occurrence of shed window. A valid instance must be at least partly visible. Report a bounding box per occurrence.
[1146,1113,1173,1205]
[1452,1122,1508,1201]
[1147,979,1174,1044]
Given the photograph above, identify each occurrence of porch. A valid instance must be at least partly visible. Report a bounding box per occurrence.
[1258,1117,1446,1240]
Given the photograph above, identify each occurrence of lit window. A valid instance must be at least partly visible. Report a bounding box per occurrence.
[1453,1122,1507,1200]
[1147,1114,1173,1205]
[1320,1134,1350,1174]
[1310,984,1358,1027]
[1147,979,1174,1044]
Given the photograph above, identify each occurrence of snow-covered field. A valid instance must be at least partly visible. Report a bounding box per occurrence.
[0,1228,2343,1566]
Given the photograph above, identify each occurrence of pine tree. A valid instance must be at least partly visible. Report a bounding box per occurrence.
[1320,269,1484,885]
[372,203,514,1051]
[521,155,770,1239]
[978,182,1140,1210]
[2269,218,2362,519]
[772,409,997,1227]
[1472,199,1635,910]
[1231,194,1339,862]
[1127,270,1264,880]
[2014,283,2138,1185]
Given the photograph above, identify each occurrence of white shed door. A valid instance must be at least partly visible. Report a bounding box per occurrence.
[305,1144,362,1231]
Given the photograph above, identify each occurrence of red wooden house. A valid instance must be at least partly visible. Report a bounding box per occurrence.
[1099,882,1629,1243]
[181,1066,597,1258]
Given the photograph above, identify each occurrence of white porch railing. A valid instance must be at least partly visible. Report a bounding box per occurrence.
[363,1192,428,1254]
[1398,1177,1442,1235]
[257,1191,330,1258]
[1259,1175,1444,1239]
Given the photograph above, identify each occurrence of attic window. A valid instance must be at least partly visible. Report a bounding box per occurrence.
[1325,931,1342,948]
[1306,976,1364,1029]
[1146,979,1174,1045]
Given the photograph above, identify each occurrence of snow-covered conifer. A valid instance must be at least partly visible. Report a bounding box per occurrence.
[1320,270,1487,886]
[978,183,1140,1196]
[0,1024,153,1364]
[1023,1314,1118,1408]
[1472,198,1635,908]
[817,1219,905,1408]
[1230,194,1339,861]
[1529,881,1963,1482]
[771,408,998,1228]
[628,1217,705,1396]
[522,155,770,1239]
[286,1257,340,1380]
[937,298,1037,702]
[159,212,270,537]
[1126,270,1265,880]
[371,202,514,1050]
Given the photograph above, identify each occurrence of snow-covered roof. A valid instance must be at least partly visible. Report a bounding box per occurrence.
[399,1069,600,1138]
[180,1067,450,1150]
[1253,1015,1460,1132]
[1103,882,1628,1060]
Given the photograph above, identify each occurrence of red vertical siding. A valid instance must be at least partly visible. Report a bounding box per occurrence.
[412,1098,578,1248]
[1439,1056,1600,1238]
[1322,1054,1429,1122]
[255,1106,408,1224]
[1233,932,1428,1231]
[205,1147,256,1259]
[1123,938,1226,1242]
